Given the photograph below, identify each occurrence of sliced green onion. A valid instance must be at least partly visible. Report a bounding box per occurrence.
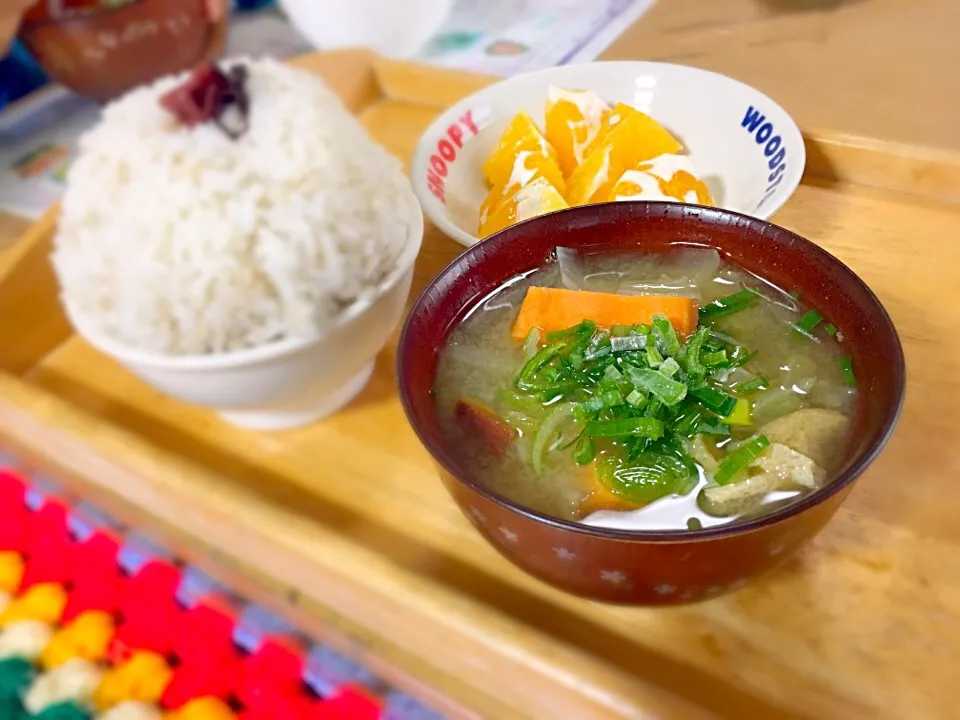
[652,314,682,357]
[531,404,576,476]
[701,350,728,367]
[625,389,647,408]
[645,332,664,367]
[602,364,623,383]
[735,374,769,395]
[713,434,770,485]
[697,419,731,436]
[691,385,738,416]
[522,328,541,359]
[673,403,704,437]
[586,417,665,439]
[681,325,711,379]
[795,309,824,335]
[572,435,596,466]
[626,367,688,406]
[721,397,753,426]
[598,388,624,407]
[610,335,646,352]
[659,357,680,378]
[546,320,596,342]
[699,289,758,322]
[838,355,857,387]
[824,323,838,337]
[610,324,633,337]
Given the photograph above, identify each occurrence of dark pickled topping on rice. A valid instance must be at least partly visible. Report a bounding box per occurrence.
[159,63,250,140]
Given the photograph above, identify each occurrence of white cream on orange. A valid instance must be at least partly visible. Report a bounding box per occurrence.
[547,86,609,163]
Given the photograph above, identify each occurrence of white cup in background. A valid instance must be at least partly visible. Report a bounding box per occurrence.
[278,0,455,58]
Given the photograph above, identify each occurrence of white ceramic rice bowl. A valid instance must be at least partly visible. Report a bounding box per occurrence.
[65,191,424,431]
[412,61,806,247]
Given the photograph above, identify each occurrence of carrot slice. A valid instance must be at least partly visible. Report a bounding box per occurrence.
[511,287,697,341]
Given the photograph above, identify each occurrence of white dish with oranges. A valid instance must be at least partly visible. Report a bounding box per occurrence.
[412,62,805,247]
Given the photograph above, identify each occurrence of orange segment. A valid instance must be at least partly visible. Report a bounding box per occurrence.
[544,87,611,177]
[565,104,683,206]
[482,112,559,188]
[479,177,568,238]
[479,149,566,228]
[609,154,713,205]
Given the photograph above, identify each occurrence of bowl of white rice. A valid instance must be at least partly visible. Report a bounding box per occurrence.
[52,58,423,430]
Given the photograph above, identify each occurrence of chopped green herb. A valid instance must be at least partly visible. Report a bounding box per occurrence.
[611,324,633,337]
[611,335,646,352]
[659,357,680,378]
[652,313,682,357]
[699,289,758,323]
[714,434,770,485]
[626,367,688,406]
[572,435,596,466]
[690,385,738,416]
[546,320,596,342]
[687,517,703,530]
[838,354,857,387]
[824,323,838,337]
[587,417,665,439]
[644,332,664,367]
[796,309,824,335]
[697,418,732,436]
[625,389,647,408]
[522,328,540,359]
[735,374,769,395]
[701,349,728,367]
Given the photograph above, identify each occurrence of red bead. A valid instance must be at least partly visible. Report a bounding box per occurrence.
[321,686,382,720]
[62,530,124,622]
[235,639,305,713]
[114,560,183,655]
[161,601,241,708]
[20,499,72,589]
[0,470,27,551]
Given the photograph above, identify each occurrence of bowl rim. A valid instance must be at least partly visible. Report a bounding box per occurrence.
[65,188,424,370]
[411,60,807,248]
[397,201,906,543]
[20,0,209,27]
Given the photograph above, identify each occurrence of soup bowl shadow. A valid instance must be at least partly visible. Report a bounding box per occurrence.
[397,202,905,605]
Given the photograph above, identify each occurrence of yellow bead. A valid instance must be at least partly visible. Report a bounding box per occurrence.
[93,650,173,711]
[166,697,237,720]
[41,610,115,669]
[0,582,67,628]
[0,552,24,594]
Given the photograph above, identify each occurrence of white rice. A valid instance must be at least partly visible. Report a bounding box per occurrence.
[52,57,417,355]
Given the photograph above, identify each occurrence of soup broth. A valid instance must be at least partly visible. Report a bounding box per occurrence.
[433,247,857,530]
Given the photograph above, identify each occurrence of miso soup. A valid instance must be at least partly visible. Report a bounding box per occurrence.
[433,247,858,531]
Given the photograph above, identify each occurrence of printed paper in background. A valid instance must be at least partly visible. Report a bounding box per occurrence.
[415,0,656,76]
[0,2,653,218]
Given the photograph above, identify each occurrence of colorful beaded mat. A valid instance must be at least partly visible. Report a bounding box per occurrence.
[0,467,448,720]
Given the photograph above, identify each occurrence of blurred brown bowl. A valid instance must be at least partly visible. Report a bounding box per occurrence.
[397,202,905,605]
[19,0,226,102]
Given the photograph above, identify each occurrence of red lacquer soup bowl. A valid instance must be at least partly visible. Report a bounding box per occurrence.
[397,202,905,605]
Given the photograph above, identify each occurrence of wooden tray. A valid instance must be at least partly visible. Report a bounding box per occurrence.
[1,50,958,720]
